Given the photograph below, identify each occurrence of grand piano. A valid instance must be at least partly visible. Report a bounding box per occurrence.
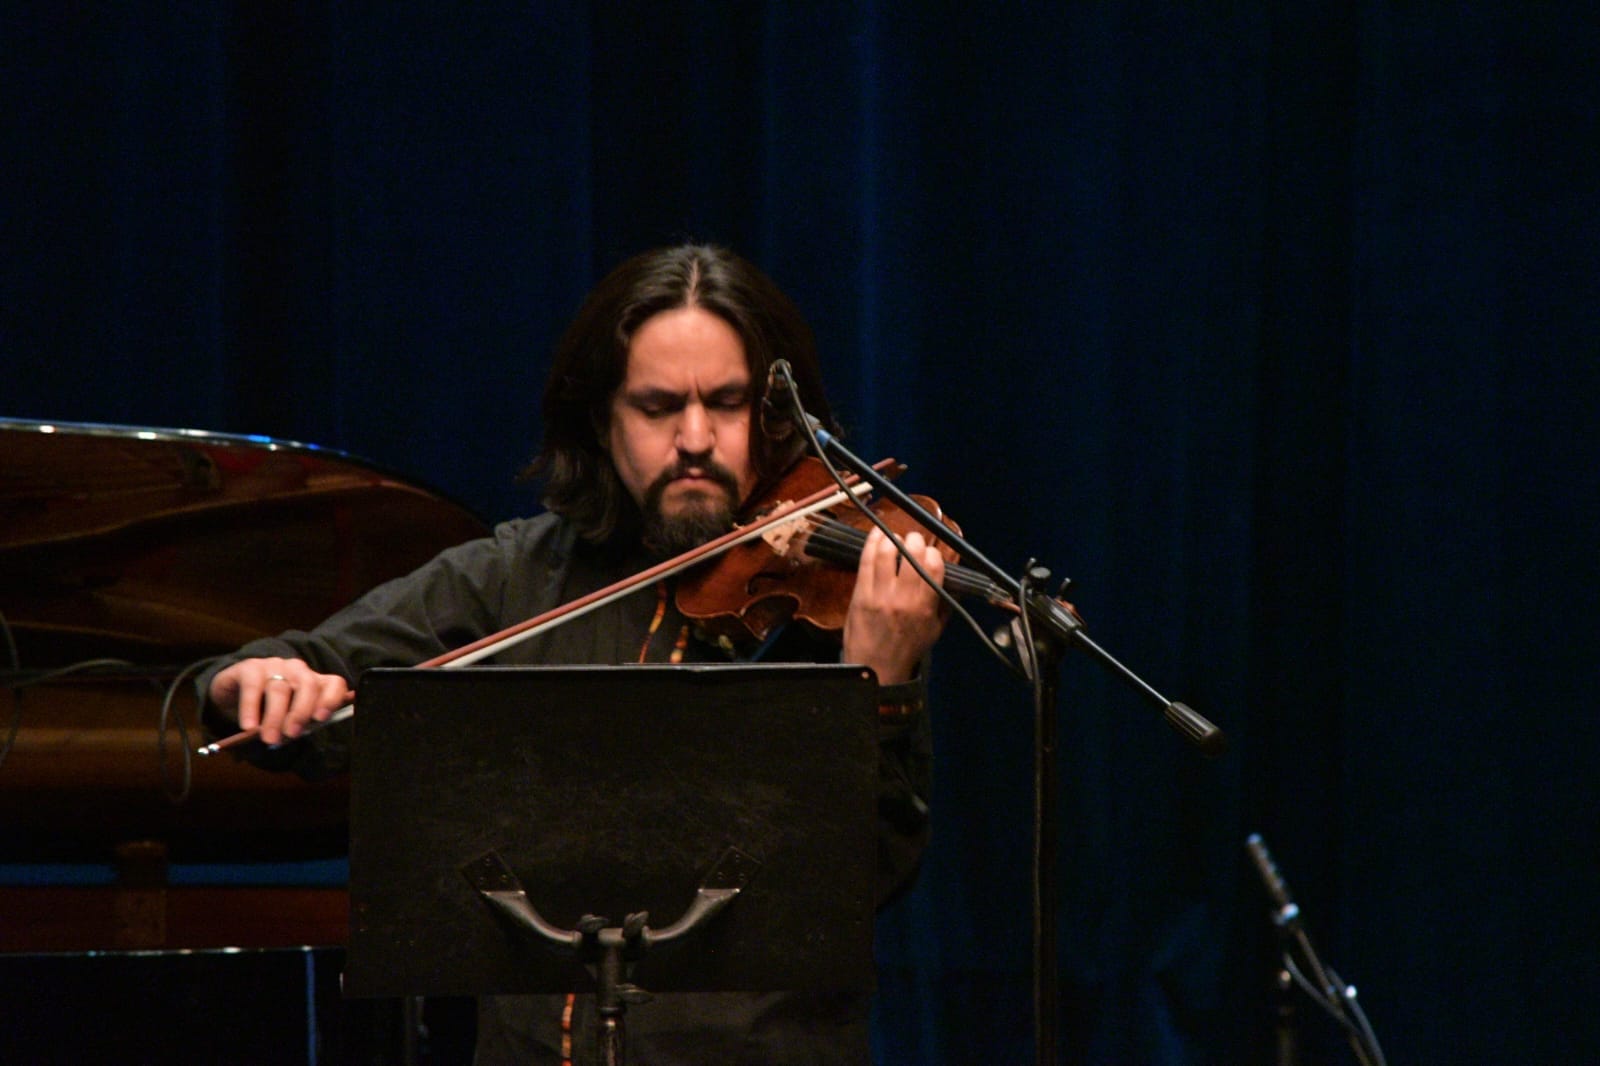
[0,418,490,954]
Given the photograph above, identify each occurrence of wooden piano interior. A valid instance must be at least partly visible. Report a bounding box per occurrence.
[0,419,489,953]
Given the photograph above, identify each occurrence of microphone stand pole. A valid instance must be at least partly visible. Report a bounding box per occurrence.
[804,422,1226,1066]
[1026,620,1065,1066]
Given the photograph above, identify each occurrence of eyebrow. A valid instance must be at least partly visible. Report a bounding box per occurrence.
[622,382,751,408]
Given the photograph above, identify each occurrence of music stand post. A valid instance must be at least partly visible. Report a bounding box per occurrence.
[461,847,757,1065]
[344,664,881,1061]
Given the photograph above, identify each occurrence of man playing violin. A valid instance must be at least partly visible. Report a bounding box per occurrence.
[201,243,948,1065]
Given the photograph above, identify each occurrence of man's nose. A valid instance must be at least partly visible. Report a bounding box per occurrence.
[676,401,713,453]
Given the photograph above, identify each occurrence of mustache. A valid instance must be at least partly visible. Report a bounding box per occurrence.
[645,457,742,502]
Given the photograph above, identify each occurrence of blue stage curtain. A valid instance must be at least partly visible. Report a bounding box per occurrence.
[5,3,1597,1062]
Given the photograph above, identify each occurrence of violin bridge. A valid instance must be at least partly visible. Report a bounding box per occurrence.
[758,510,809,564]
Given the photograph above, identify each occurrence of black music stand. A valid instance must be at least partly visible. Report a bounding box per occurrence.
[343,664,880,1062]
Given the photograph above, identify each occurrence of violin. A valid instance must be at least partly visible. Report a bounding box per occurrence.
[676,457,1014,644]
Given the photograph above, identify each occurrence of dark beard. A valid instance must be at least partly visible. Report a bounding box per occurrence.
[638,460,742,557]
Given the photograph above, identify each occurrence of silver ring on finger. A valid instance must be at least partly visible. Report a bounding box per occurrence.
[266,673,288,683]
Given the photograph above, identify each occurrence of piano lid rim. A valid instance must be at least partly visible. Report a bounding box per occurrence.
[1,416,490,528]
[4,416,343,457]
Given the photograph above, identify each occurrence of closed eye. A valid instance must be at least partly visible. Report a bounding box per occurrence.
[705,386,750,410]
[626,390,686,417]
[625,385,749,417]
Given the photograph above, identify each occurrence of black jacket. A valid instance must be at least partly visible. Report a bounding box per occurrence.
[201,512,933,1064]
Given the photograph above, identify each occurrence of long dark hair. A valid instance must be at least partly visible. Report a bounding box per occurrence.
[526,244,837,543]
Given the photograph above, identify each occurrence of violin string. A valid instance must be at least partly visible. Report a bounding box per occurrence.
[797,518,997,600]
[804,518,999,599]
[789,516,1009,604]
[805,504,1025,674]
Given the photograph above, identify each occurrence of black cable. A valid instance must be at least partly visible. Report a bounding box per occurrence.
[0,610,223,807]
[0,655,148,772]
[1281,955,1386,1066]
[3,657,148,688]
[1343,982,1388,1066]
[159,655,220,804]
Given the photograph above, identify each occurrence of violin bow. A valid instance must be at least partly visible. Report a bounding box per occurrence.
[197,464,889,756]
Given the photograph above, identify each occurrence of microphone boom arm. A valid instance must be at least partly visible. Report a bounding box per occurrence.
[804,417,1224,757]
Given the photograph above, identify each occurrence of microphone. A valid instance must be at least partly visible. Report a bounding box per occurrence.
[760,359,797,442]
[1246,833,1301,928]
